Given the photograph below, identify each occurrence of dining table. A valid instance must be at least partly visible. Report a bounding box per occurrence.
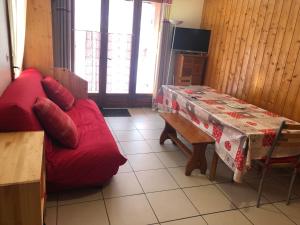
[156,85,300,182]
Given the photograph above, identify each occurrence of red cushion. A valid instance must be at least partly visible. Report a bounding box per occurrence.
[33,97,79,148]
[45,99,127,191]
[42,76,75,111]
[0,69,46,131]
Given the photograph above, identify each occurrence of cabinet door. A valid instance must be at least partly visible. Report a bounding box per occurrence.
[181,55,194,77]
[191,56,207,85]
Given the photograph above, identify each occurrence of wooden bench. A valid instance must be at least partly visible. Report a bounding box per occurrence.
[159,113,215,176]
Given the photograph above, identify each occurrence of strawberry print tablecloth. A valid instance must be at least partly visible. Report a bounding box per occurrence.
[156,85,300,182]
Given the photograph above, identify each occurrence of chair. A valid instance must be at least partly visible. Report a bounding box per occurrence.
[256,121,300,207]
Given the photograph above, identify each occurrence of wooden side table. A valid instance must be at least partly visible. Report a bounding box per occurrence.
[0,131,45,225]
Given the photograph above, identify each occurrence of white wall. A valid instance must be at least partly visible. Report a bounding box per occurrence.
[169,0,204,29]
[0,0,12,95]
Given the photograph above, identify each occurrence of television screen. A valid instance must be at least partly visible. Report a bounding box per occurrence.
[173,28,211,53]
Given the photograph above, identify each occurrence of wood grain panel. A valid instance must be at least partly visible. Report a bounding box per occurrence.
[201,0,300,122]
[23,0,54,75]
[53,68,88,99]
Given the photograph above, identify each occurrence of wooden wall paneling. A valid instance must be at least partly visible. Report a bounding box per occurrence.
[259,0,293,107]
[224,0,249,94]
[216,0,238,91]
[206,0,215,27]
[274,13,300,114]
[284,53,300,118]
[209,0,234,88]
[246,0,277,101]
[251,0,284,105]
[202,0,222,84]
[203,0,229,85]
[240,0,269,100]
[235,0,262,98]
[201,0,213,28]
[202,0,300,121]
[219,0,245,93]
[290,81,300,121]
[208,1,218,32]
[53,68,88,99]
[230,0,256,95]
[23,0,54,75]
[207,0,232,86]
[265,1,300,111]
[200,1,208,27]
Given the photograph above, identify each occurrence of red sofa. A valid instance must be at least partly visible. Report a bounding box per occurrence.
[0,69,126,191]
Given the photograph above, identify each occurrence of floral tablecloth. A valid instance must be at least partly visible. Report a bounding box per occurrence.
[156,85,300,182]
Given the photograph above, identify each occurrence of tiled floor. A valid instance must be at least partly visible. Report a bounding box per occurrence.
[46,108,300,225]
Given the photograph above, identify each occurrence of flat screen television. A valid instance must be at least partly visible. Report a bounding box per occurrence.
[173,28,211,53]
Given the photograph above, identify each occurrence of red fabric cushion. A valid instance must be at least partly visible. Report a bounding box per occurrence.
[45,99,127,191]
[0,68,46,131]
[41,76,75,111]
[33,97,79,148]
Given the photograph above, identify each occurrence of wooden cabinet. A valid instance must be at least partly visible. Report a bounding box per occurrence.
[174,53,208,86]
[0,131,45,225]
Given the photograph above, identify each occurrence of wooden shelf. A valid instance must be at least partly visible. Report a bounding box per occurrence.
[0,131,45,225]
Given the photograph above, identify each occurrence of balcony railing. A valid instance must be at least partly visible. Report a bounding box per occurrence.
[74,30,132,94]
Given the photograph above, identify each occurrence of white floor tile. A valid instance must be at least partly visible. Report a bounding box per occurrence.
[120,140,153,154]
[128,108,146,116]
[139,129,163,140]
[102,172,143,198]
[161,216,207,225]
[168,167,212,188]
[46,193,58,208]
[108,120,137,131]
[127,153,165,171]
[147,189,199,222]
[246,176,297,203]
[183,185,235,214]
[240,204,294,225]
[58,188,102,206]
[209,161,234,184]
[156,151,187,168]
[134,120,164,130]
[274,199,300,225]
[117,161,133,173]
[147,140,179,152]
[45,207,57,225]
[46,110,300,225]
[216,182,268,208]
[136,169,179,192]
[105,117,133,123]
[203,210,252,225]
[105,194,158,225]
[114,130,144,142]
[57,200,109,225]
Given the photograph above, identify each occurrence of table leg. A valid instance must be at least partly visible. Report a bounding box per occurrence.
[185,143,208,176]
[160,122,177,144]
[209,151,219,180]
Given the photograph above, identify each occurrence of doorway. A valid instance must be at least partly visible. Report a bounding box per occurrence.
[74,0,161,107]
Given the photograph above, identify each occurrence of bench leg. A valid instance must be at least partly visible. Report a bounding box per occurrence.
[160,122,177,144]
[185,143,208,176]
[209,151,219,180]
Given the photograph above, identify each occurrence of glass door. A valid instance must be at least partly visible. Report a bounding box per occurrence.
[74,0,101,94]
[136,1,161,94]
[74,0,161,107]
[106,0,133,94]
